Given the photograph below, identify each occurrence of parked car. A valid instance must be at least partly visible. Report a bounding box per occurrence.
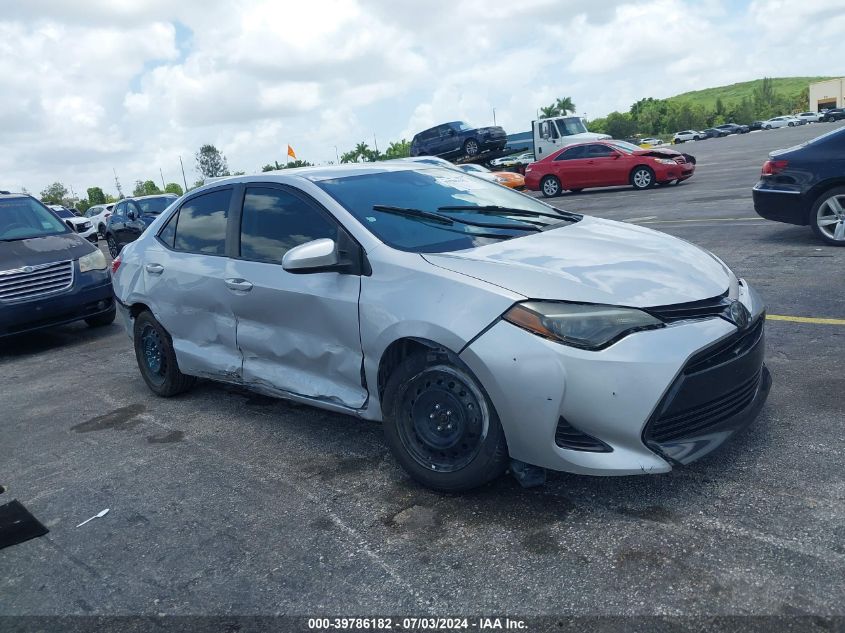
[820,108,845,122]
[0,192,114,337]
[455,163,525,189]
[749,121,765,131]
[84,203,115,237]
[716,123,750,134]
[490,152,534,167]
[524,140,695,196]
[702,128,729,139]
[673,130,704,143]
[410,121,507,159]
[752,126,845,246]
[111,165,769,491]
[105,194,178,257]
[761,116,796,129]
[788,116,807,126]
[796,112,821,123]
[638,138,665,147]
[48,205,97,242]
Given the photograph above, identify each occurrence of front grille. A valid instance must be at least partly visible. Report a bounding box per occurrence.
[75,221,92,232]
[685,317,764,375]
[646,292,729,322]
[647,371,761,443]
[0,260,74,303]
[555,417,612,452]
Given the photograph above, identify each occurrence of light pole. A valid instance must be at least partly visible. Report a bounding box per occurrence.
[333,145,339,163]
[493,107,497,126]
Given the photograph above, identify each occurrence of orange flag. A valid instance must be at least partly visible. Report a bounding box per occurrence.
[287,144,297,160]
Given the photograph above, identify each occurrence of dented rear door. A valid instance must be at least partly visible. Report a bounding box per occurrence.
[225,184,367,409]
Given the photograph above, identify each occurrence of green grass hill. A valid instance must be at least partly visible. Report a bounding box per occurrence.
[666,77,832,109]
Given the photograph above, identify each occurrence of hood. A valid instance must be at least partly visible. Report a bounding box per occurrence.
[422,216,731,307]
[0,233,94,271]
[477,126,507,136]
[633,148,681,158]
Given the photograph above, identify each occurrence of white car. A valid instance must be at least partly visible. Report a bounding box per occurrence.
[83,203,114,237]
[48,205,98,242]
[111,163,771,491]
[491,152,534,167]
[672,130,704,143]
[639,138,665,147]
[796,112,821,123]
[762,116,798,129]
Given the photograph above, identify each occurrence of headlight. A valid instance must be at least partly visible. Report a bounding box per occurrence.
[655,158,676,165]
[78,249,107,273]
[503,301,664,350]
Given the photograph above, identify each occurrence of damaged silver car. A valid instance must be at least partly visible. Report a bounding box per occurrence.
[112,164,770,491]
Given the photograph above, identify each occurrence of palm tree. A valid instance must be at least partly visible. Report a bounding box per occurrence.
[354,141,371,161]
[539,105,558,119]
[555,97,575,115]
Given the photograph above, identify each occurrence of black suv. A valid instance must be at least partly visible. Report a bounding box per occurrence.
[410,121,507,159]
[820,108,845,122]
[105,194,177,257]
[0,193,114,337]
[716,123,750,134]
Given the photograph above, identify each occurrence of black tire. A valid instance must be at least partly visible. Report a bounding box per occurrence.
[788,122,794,127]
[98,223,107,238]
[463,138,480,157]
[630,166,655,190]
[133,311,196,397]
[106,234,120,258]
[382,351,509,492]
[764,125,771,130]
[809,186,845,246]
[540,175,562,198]
[673,138,682,144]
[85,307,116,328]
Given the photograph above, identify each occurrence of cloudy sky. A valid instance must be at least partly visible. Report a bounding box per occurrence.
[2,0,845,198]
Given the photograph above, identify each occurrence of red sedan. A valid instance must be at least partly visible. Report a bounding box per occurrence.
[524,140,696,197]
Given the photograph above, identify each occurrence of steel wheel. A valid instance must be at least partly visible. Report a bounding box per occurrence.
[464,139,479,156]
[397,366,489,473]
[541,176,561,197]
[107,235,119,258]
[140,324,167,386]
[631,167,654,190]
[814,191,845,244]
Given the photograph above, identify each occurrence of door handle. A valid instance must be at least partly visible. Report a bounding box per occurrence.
[225,278,253,292]
[145,264,164,275]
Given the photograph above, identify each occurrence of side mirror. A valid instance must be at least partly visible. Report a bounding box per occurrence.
[283,235,369,276]
[127,210,137,220]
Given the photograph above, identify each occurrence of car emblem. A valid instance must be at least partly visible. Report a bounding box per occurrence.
[22,266,34,273]
[727,300,750,329]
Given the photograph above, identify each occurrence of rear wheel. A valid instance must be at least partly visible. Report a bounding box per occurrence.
[810,186,845,246]
[98,223,107,238]
[788,121,795,127]
[106,234,120,258]
[541,175,562,197]
[463,139,480,157]
[133,311,196,396]
[382,352,509,491]
[631,166,655,190]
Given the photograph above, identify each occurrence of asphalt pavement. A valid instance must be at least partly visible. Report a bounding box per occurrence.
[2,122,844,620]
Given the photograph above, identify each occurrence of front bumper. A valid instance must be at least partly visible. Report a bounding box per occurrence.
[655,162,695,183]
[0,270,114,337]
[460,281,768,475]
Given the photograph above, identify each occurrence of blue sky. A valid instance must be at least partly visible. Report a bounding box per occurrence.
[2,0,845,197]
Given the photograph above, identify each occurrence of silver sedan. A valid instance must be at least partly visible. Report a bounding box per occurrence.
[112,163,771,491]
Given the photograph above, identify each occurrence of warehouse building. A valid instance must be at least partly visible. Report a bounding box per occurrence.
[809,78,845,110]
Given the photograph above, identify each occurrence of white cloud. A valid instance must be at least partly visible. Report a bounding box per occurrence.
[1,0,844,197]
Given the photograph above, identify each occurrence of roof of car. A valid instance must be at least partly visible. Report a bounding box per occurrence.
[125,193,178,201]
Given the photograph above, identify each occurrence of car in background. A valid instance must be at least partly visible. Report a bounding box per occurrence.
[105,194,177,257]
[455,163,525,189]
[672,130,704,143]
[638,138,665,147]
[749,121,765,131]
[752,126,845,246]
[84,203,114,237]
[0,192,114,337]
[820,108,845,122]
[410,121,507,159]
[524,140,695,196]
[48,205,97,242]
[702,128,729,139]
[716,123,750,135]
[796,112,821,123]
[490,152,534,167]
[111,164,769,491]
[788,116,807,126]
[761,116,796,129]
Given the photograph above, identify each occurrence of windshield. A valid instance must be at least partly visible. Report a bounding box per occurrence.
[136,196,175,215]
[52,208,74,218]
[455,121,473,132]
[557,117,589,136]
[1,197,70,241]
[608,140,641,153]
[315,168,575,253]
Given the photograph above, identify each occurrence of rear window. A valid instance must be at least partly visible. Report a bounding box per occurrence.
[1,197,69,241]
[136,196,175,215]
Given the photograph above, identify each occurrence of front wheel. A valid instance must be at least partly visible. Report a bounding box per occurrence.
[106,234,120,258]
[382,352,509,491]
[133,311,196,396]
[463,139,480,157]
[788,122,795,127]
[631,166,655,190]
[810,186,845,246]
[540,175,562,197]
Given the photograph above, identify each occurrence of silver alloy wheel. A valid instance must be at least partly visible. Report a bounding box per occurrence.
[632,168,652,189]
[542,177,560,197]
[817,194,845,242]
[464,139,479,156]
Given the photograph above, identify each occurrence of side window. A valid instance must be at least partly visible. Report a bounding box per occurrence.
[587,144,616,157]
[112,202,125,218]
[239,187,338,264]
[157,210,178,248]
[549,122,560,139]
[173,189,231,255]
[555,146,586,161]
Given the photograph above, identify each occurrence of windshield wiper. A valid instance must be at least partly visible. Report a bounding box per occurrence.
[437,205,580,222]
[372,205,540,232]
